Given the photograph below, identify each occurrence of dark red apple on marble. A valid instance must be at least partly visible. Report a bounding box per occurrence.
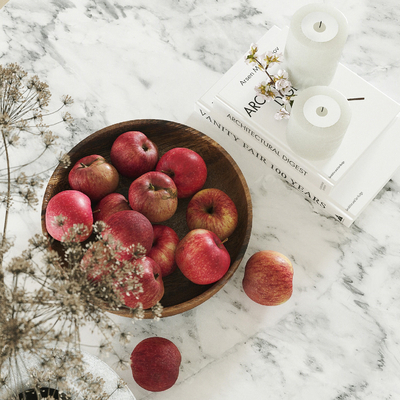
[93,192,131,223]
[128,171,178,223]
[101,210,153,260]
[147,225,180,277]
[45,189,93,242]
[130,337,181,392]
[68,154,119,202]
[116,256,164,310]
[242,250,294,306]
[186,188,238,240]
[175,228,230,285]
[110,131,159,179]
[155,147,207,198]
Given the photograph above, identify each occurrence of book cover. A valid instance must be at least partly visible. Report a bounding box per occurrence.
[194,101,400,226]
[213,26,400,193]
[205,100,400,227]
[189,107,354,226]
[328,115,400,218]
[198,25,333,192]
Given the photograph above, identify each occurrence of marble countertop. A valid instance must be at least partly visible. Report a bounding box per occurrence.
[1,0,400,399]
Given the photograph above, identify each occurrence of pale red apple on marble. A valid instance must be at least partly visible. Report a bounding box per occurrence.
[242,250,294,306]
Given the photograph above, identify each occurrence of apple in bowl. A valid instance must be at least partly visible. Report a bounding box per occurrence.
[186,188,238,241]
[93,192,131,223]
[175,229,230,285]
[110,130,158,179]
[128,171,178,223]
[81,244,164,310]
[68,154,119,202]
[116,256,164,310]
[147,225,180,277]
[101,210,154,260]
[155,147,207,198]
[45,189,93,242]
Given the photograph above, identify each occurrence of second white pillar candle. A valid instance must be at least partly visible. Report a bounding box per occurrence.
[286,86,352,161]
[284,3,348,89]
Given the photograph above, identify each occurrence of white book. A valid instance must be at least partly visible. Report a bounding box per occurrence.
[211,26,400,194]
[189,107,354,226]
[193,102,400,227]
[193,26,400,226]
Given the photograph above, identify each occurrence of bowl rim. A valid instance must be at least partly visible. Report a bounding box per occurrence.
[41,119,253,318]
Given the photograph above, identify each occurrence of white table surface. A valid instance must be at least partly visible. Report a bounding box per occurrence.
[1,0,400,399]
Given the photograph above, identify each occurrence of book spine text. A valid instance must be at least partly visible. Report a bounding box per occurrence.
[196,104,353,227]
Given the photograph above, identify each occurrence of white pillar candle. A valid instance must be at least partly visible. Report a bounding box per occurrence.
[284,3,348,89]
[286,86,352,161]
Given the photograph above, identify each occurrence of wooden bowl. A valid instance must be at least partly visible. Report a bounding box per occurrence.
[41,119,252,318]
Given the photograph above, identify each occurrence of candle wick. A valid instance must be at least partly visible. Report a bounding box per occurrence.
[319,21,322,28]
[347,97,365,101]
[321,107,324,112]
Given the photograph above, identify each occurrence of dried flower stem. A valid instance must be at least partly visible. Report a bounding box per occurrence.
[0,129,11,271]
[1,64,161,399]
[0,63,72,274]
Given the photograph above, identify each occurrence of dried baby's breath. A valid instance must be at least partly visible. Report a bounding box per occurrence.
[0,225,148,399]
[1,63,155,400]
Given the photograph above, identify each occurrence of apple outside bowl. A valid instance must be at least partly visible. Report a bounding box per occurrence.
[41,119,252,318]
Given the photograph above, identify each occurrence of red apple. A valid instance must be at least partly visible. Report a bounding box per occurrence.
[116,256,164,310]
[242,250,294,306]
[147,225,180,277]
[128,171,178,223]
[155,147,207,198]
[175,229,230,285]
[81,246,163,309]
[101,210,154,260]
[45,190,93,242]
[93,192,131,223]
[130,337,181,392]
[68,154,119,202]
[186,188,238,240]
[80,241,115,283]
[110,131,159,178]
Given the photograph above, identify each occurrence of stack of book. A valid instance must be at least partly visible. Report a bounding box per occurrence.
[193,25,400,227]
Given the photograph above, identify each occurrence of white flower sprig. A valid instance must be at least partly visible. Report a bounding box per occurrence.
[244,44,296,120]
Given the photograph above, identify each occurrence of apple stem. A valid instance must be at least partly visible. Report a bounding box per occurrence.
[79,158,102,169]
[221,238,228,244]
[148,184,177,199]
[160,169,174,178]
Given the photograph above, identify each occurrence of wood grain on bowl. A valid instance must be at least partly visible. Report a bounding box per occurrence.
[41,119,252,318]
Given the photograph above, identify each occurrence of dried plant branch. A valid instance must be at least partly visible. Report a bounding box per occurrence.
[0,63,72,275]
[0,63,161,399]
